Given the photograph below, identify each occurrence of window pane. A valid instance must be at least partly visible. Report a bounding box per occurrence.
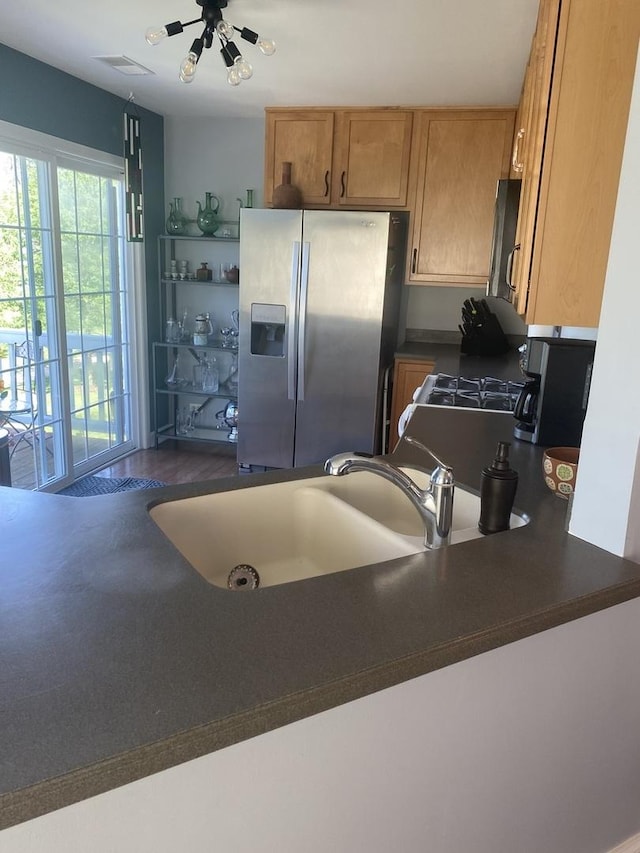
[57,169,77,233]
[0,152,19,227]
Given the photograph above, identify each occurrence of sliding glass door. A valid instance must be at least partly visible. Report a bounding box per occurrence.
[57,163,133,476]
[0,135,136,489]
[0,150,66,488]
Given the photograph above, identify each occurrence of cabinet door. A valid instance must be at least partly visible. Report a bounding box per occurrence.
[389,358,435,450]
[264,110,334,207]
[333,110,413,207]
[408,110,515,286]
[511,0,561,315]
[523,0,640,326]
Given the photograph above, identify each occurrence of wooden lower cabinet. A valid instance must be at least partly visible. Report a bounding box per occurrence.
[389,358,435,450]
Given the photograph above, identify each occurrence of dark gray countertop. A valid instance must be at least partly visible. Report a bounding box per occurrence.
[2,407,640,831]
[395,340,523,380]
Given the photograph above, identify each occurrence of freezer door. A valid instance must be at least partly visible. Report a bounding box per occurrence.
[238,209,302,468]
[294,210,392,466]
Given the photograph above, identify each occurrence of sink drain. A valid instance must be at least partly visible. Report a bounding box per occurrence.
[227,564,260,590]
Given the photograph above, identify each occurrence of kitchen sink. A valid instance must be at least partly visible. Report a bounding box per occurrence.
[149,471,528,589]
[149,482,420,589]
[316,468,527,545]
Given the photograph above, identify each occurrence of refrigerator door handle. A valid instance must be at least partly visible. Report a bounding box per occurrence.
[287,241,302,400]
[296,241,311,402]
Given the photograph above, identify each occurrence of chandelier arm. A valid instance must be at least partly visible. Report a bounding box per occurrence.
[162,20,184,37]
[181,17,205,29]
[190,37,205,62]
[236,26,259,45]
[204,26,215,50]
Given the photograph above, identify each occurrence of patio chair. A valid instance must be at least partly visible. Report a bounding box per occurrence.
[0,340,38,459]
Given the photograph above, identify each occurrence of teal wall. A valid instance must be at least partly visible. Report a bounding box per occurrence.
[0,42,165,426]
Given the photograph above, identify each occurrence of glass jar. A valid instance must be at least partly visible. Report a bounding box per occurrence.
[165,317,180,343]
[193,313,213,346]
[201,356,219,393]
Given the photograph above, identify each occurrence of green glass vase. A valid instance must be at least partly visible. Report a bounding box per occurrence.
[166,197,187,235]
[196,192,221,236]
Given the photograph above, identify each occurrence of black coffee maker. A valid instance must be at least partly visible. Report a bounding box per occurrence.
[513,337,596,446]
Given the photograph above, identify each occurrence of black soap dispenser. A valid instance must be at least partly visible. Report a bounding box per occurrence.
[478,441,519,535]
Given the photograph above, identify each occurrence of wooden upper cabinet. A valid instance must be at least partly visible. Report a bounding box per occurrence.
[332,110,413,207]
[513,0,640,327]
[264,110,335,208]
[264,108,413,209]
[408,110,515,286]
[511,0,561,315]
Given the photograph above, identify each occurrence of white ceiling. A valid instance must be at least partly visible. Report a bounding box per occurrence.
[1,0,540,119]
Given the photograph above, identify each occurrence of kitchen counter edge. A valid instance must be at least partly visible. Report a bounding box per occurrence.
[2,411,640,829]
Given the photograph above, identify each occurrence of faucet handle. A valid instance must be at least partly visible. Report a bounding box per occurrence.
[404,435,453,479]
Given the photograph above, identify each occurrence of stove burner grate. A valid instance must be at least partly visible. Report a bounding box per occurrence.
[426,375,524,412]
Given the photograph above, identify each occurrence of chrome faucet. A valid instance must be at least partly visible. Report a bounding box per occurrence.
[324,436,455,549]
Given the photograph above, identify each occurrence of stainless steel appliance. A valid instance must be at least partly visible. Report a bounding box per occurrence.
[486,178,521,301]
[513,337,596,446]
[418,374,524,412]
[397,372,524,439]
[238,209,408,469]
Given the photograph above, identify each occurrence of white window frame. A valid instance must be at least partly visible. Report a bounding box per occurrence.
[0,118,149,454]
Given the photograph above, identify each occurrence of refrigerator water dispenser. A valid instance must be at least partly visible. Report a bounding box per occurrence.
[250,303,285,357]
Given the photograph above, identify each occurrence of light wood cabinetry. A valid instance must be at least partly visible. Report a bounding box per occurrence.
[264,107,515,287]
[512,0,640,326]
[389,357,435,450]
[509,0,560,307]
[264,110,335,207]
[264,108,413,209]
[332,110,413,207]
[407,110,515,286]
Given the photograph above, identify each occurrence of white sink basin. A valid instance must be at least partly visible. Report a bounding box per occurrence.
[149,470,528,589]
[315,468,527,546]
[150,482,419,589]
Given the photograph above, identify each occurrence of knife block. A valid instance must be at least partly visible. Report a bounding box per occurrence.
[460,312,510,356]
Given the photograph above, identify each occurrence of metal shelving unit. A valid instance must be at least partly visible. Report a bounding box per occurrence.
[153,235,240,449]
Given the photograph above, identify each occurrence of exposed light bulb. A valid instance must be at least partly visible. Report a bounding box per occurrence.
[145,26,168,46]
[257,37,276,56]
[216,19,235,40]
[227,66,242,86]
[234,56,253,80]
[179,52,199,83]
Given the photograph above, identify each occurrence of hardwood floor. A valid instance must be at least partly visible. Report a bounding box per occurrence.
[97,442,239,485]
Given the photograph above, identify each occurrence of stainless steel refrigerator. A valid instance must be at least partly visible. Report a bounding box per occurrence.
[238,209,408,470]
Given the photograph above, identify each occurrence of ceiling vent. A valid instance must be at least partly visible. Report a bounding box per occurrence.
[93,56,154,76]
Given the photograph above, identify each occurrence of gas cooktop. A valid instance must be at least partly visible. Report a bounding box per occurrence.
[420,373,525,413]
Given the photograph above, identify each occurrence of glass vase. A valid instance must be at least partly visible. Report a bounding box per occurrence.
[196,192,220,236]
[166,197,187,235]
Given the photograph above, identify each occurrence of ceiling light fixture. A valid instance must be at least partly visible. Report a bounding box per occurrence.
[145,0,275,87]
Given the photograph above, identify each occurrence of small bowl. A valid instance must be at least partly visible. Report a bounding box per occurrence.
[543,446,580,499]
